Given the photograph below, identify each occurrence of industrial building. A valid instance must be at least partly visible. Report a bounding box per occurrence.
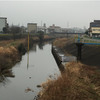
[37,23,48,34]
[27,23,37,33]
[89,20,100,37]
[48,24,62,33]
[0,17,7,33]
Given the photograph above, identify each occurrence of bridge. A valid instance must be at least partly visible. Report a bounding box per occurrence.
[75,36,100,60]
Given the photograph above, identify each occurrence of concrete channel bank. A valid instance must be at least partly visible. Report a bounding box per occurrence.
[52,45,77,72]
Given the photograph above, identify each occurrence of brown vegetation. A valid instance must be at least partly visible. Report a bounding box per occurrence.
[39,62,100,100]
[53,37,100,67]
[53,38,76,56]
[0,38,27,74]
[39,37,100,100]
[0,46,20,72]
[0,35,53,74]
[53,38,68,49]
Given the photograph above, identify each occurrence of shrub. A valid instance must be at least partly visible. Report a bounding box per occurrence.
[17,43,26,55]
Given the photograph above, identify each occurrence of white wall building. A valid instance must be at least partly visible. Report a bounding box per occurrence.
[48,24,62,33]
[0,17,7,32]
[89,20,100,37]
[37,23,48,34]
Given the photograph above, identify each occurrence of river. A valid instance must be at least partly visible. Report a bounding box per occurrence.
[0,43,60,100]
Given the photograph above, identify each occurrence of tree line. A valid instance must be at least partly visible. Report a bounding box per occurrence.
[3,25,26,34]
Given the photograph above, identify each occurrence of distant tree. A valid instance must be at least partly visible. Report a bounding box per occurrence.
[85,30,89,35]
[10,25,21,34]
[3,23,9,34]
[37,31,44,41]
[10,25,22,40]
[3,27,8,33]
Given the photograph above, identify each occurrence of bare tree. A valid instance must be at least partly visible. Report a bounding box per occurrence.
[9,25,22,40]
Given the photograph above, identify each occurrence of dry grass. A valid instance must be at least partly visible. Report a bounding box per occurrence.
[0,46,20,71]
[0,35,51,72]
[53,38,68,49]
[32,36,39,41]
[53,38,76,56]
[39,62,100,100]
[44,35,51,40]
[0,40,13,47]
[38,38,100,100]
[0,38,26,48]
[0,39,26,72]
[54,37,100,67]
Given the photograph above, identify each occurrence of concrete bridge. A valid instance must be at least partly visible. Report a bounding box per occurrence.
[49,32,84,38]
[75,37,100,60]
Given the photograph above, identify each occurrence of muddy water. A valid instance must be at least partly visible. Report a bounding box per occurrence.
[0,43,60,100]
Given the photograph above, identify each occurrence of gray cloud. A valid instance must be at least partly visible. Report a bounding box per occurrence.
[0,1,100,28]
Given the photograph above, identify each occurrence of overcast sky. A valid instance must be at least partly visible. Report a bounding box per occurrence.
[0,0,100,28]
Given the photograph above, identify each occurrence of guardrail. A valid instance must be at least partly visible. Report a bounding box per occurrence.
[75,37,100,44]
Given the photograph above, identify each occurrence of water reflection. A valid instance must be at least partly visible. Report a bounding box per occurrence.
[29,44,37,52]
[0,69,14,86]
[30,42,51,52]
[27,51,29,69]
[0,42,60,100]
[27,42,45,69]
[0,76,11,86]
[0,42,52,86]
[38,42,44,50]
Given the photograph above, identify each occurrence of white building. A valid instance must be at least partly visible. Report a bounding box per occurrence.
[48,24,62,33]
[37,23,48,34]
[0,17,7,32]
[27,23,37,33]
[89,20,100,37]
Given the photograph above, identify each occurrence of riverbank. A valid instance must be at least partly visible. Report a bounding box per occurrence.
[0,43,60,100]
[38,38,100,100]
[0,38,27,76]
[53,38,100,67]
[0,35,54,77]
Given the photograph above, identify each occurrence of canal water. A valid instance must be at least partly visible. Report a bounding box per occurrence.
[0,43,60,100]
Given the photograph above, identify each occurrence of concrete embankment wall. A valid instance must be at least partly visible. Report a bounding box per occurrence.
[52,46,65,72]
[65,42,100,67]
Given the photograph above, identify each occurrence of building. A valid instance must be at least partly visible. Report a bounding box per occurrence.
[89,20,100,37]
[48,24,62,33]
[61,28,68,33]
[90,20,100,27]
[27,23,37,33]
[37,23,48,34]
[0,17,7,33]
